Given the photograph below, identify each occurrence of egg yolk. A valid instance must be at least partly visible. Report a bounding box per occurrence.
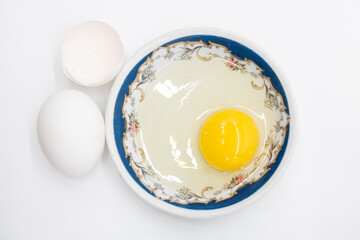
[199,110,259,171]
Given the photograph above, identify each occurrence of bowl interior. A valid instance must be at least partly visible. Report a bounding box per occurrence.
[111,33,290,211]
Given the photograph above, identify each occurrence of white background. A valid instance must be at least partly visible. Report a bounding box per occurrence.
[1,0,360,239]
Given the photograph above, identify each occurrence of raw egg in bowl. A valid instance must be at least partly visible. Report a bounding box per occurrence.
[106,28,295,218]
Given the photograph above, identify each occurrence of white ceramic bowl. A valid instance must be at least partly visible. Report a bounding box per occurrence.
[106,28,296,218]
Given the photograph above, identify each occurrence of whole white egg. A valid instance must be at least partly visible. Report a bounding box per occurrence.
[37,89,105,176]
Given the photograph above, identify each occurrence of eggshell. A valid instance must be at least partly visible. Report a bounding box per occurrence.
[61,21,125,87]
[37,89,105,176]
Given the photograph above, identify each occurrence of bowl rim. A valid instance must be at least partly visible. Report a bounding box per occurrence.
[105,27,297,218]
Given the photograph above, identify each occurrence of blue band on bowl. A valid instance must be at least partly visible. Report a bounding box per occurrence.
[113,35,290,210]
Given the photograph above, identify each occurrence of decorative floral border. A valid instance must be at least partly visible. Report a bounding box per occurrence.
[121,40,290,204]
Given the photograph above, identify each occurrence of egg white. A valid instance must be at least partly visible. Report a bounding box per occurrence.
[136,57,276,194]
